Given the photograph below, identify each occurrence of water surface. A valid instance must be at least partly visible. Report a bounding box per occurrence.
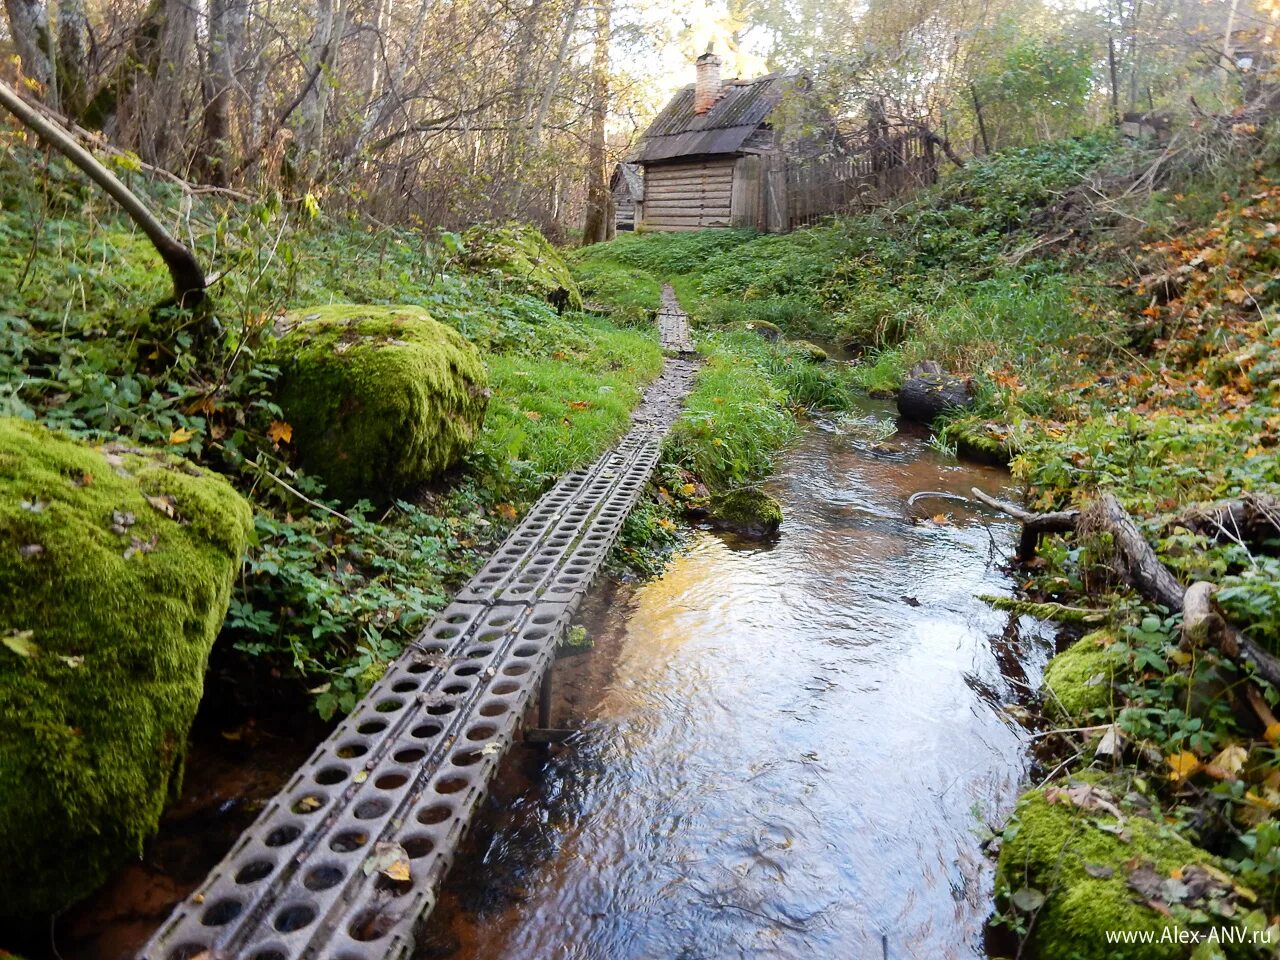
[423,402,1052,960]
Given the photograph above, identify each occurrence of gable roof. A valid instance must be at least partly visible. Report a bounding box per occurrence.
[628,72,799,164]
[610,162,644,200]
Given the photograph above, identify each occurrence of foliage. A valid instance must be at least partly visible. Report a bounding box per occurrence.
[0,418,252,916]
[0,139,665,717]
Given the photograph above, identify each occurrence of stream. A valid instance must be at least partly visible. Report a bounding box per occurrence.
[418,399,1054,960]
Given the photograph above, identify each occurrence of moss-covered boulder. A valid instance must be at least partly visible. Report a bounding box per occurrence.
[996,779,1254,959]
[0,419,252,917]
[737,319,782,342]
[945,414,1014,466]
[708,487,783,538]
[790,340,829,363]
[461,223,583,312]
[268,305,488,505]
[1043,633,1117,721]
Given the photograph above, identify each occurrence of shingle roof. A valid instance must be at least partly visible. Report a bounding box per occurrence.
[628,72,798,164]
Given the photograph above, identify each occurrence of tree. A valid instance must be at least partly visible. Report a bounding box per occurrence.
[0,79,205,305]
[581,0,612,246]
[5,0,57,107]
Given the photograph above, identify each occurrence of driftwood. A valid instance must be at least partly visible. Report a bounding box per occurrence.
[0,79,206,306]
[974,487,1280,688]
[1082,492,1186,613]
[897,371,974,425]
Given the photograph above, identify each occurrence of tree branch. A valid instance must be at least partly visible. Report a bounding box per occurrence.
[0,79,206,306]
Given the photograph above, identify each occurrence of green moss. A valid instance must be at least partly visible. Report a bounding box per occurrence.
[1043,633,1118,721]
[790,340,829,363]
[996,780,1239,959]
[0,418,251,917]
[738,319,782,341]
[268,305,488,504]
[708,487,783,537]
[942,414,1014,466]
[462,223,583,311]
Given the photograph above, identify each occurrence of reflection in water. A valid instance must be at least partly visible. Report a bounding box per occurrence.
[424,402,1052,960]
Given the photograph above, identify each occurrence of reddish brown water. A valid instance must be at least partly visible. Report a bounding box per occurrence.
[419,402,1053,960]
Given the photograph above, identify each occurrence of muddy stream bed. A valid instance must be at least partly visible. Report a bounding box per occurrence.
[54,397,1053,960]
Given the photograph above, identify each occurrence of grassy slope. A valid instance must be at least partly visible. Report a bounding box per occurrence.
[571,233,863,489]
[0,128,661,717]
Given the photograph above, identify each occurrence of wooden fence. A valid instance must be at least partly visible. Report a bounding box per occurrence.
[786,126,937,229]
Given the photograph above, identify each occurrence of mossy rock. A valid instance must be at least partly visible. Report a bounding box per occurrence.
[1043,633,1117,721]
[790,340,829,363]
[461,223,583,311]
[996,779,1253,959]
[738,319,782,342]
[945,414,1014,466]
[708,487,783,538]
[268,305,488,505]
[0,419,252,917]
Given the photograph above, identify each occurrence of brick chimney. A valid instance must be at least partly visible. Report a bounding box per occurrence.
[693,48,722,114]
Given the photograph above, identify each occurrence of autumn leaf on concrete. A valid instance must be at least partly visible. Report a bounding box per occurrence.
[364,841,411,882]
[267,420,293,445]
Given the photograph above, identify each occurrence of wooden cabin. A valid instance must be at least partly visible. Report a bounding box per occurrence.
[628,53,835,233]
[610,163,643,232]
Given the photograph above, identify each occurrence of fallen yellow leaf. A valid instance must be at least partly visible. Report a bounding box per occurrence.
[1265,722,1280,744]
[267,420,293,444]
[168,427,194,444]
[1166,751,1201,782]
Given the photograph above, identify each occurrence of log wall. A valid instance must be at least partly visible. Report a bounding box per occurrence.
[639,159,736,231]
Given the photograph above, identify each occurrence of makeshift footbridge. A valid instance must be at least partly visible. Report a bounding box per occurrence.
[140,290,698,960]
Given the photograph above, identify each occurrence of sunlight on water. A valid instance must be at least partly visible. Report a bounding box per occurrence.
[424,399,1053,960]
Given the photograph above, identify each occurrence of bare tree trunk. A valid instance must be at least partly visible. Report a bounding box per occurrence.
[345,0,427,167]
[5,0,58,108]
[296,0,347,178]
[530,0,581,148]
[580,0,610,246]
[56,0,91,117]
[0,79,205,305]
[200,0,248,185]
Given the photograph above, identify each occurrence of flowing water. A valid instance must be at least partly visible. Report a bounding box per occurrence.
[420,399,1054,960]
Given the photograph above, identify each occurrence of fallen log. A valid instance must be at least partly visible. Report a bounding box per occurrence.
[973,486,1280,688]
[897,371,974,425]
[1082,492,1186,613]
[1168,493,1280,550]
